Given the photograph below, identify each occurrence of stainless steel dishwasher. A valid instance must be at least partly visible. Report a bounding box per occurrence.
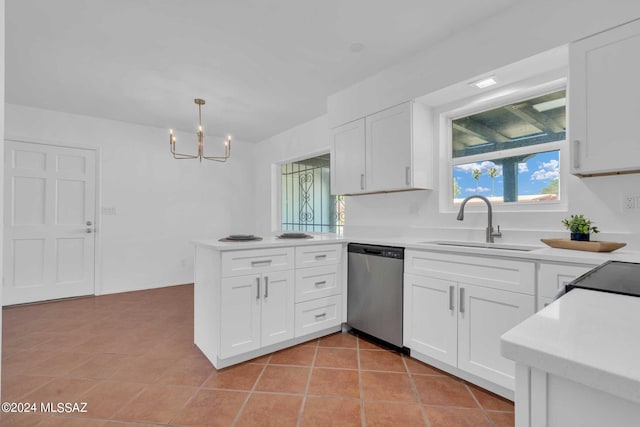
[347,243,405,349]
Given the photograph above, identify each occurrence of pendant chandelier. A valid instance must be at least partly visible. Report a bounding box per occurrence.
[169,98,231,162]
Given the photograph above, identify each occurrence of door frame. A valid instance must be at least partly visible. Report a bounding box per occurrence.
[4,136,103,299]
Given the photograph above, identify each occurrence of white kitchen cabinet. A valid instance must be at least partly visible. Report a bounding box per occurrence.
[404,273,457,366]
[220,275,261,357]
[331,118,366,194]
[404,249,535,397]
[194,242,345,369]
[570,18,640,176]
[220,269,294,359]
[537,262,596,309]
[330,101,432,195]
[457,283,534,389]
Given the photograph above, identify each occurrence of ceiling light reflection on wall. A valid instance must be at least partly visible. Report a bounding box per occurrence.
[532,97,566,112]
[169,98,231,162]
[471,77,497,89]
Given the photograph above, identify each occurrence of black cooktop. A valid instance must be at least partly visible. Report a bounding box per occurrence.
[566,260,640,297]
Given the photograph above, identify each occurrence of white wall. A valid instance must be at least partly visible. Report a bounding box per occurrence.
[5,104,256,295]
[256,1,640,249]
[328,0,640,127]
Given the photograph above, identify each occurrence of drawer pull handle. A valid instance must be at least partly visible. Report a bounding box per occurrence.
[251,260,272,267]
[315,313,327,320]
[314,254,327,260]
[314,280,327,287]
[256,277,260,301]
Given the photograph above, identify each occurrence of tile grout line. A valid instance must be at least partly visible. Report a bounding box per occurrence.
[357,335,366,427]
[229,354,272,427]
[464,383,498,427]
[402,355,432,427]
[295,338,320,427]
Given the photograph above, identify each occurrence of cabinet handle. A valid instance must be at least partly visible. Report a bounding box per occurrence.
[251,259,272,267]
[459,287,465,313]
[449,286,455,311]
[264,276,269,298]
[314,280,326,287]
[360,173,365,190]
[315,313,327,320]
[256,277,260,300]
[314,254,327,260]
[405,166,411,186]
[573,140,581,169]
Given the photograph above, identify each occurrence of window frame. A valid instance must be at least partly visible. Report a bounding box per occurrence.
[273,149,343,235]
[437,76,569,214]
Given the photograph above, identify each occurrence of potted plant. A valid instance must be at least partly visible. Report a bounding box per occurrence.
[562,214,600,241]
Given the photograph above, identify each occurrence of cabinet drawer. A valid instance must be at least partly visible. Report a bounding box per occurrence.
[538,262,595,299]
[221,247,294,277]
[295,295,342,337]
[405,250,535,295]
[295,265,340,303]
[295,244,342,268]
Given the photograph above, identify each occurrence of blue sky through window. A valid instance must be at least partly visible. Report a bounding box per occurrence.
[453,150,559,201]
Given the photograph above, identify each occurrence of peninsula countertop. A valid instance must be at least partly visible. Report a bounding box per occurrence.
[501,288,640,404]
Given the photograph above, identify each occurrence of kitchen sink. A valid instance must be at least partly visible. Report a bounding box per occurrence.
[418,240,540,251]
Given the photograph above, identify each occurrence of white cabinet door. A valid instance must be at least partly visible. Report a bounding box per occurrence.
[570,19,640,176]
[366,102,412,191]
[457,283,535,390]
[220,275,261,358]
[261,270,295,347]
[403,273,457,366]
[331,118,366,195]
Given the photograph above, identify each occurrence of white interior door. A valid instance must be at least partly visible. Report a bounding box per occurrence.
[4,141,96,305]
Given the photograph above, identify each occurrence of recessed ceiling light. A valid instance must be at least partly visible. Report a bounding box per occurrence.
[471,77,497,89]
[532,97,566,112]
[350,42,365,53]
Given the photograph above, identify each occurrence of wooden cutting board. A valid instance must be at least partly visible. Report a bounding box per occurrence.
[540,238,626,252]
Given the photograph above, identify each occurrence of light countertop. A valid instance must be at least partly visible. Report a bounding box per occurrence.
[501,288,640,404]
[193,233,640,264]
[192,233,347,251]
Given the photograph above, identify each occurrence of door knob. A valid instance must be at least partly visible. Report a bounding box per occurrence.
[86,228,93,234]
[86,221,93,226]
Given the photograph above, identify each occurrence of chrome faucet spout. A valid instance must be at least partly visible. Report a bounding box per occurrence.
[456,195,502,243]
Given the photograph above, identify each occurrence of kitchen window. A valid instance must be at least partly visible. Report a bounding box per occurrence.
[447,85,566,207]
[281,154,344,234]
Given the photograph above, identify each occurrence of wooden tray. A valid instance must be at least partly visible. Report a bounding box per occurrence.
[540,238,626,252]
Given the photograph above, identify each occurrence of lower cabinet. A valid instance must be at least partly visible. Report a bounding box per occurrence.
[220,270,295,358]
[404,250,535,394]
[537,262,596,309]
[195,243,345,369]
[404,272,534,391]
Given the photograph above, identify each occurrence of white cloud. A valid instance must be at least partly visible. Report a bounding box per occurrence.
[454,161,502,176]
[531,159,560,181]
[518,163,529,173]
[464,186,490,193]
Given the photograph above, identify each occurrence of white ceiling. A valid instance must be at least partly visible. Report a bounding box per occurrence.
[6,0,524,142]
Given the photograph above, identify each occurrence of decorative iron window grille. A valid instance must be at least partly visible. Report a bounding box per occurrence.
[281,154,343,234]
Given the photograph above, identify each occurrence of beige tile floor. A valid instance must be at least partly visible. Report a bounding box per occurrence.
[1,284,514,426]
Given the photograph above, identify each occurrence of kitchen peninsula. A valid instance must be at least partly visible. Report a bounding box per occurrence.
[192,235,347,368]
[502,289,640,427]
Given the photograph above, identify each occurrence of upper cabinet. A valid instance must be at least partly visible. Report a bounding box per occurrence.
[330,101,432,195]
[570,19,640,176]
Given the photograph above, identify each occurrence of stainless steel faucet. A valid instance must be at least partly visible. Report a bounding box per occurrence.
[456,195,502,243]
